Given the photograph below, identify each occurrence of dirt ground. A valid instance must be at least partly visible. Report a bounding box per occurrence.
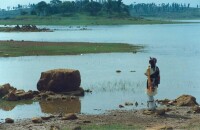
[0,106,199,130]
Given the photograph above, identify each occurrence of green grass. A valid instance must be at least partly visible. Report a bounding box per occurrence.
[62,124,144,130]
[0,14,174,25]
[0,41,143,57]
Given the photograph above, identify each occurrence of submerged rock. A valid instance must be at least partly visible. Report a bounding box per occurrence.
[37,69,81,93]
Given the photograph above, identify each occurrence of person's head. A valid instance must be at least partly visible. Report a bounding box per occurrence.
[149,57,157,68]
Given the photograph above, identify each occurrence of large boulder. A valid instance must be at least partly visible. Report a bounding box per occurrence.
[37,69,81,93]
[175,95,198,106]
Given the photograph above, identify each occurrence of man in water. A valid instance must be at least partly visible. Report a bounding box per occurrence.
[145,57,160,110]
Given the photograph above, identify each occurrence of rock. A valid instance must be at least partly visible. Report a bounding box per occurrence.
[61,113,78,120]
[83,120,91,123]
[3,91,19,101]
[157,99,171,105]
[41,115,54,120]
[175,95,198,106]
[143,110,154,115]
[155,109,165,116]
[116,70,121,73]
[135,102,139,107]
[17,91,34,100]
[5,118,14,123]
[32,117,42,123]
[125,102,133,106]
[192,105,200,113]
[84,89,92,93]
[50,125,60,130]
[37,69,81,93]
[0,84,15,97]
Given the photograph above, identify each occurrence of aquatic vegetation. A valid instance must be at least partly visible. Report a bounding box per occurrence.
[87,80,145,93]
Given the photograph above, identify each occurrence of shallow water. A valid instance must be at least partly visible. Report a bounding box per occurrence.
[0,24,200,119]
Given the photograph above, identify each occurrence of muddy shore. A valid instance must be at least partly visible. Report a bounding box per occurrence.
[0,106,200,130]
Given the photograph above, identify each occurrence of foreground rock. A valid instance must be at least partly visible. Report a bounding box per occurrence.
[37,69,82,93]
[157,94,198,106]
[5,118,14,123]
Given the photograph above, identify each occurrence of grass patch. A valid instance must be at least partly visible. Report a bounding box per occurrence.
[0,14,175,25]
[0,41,143,57]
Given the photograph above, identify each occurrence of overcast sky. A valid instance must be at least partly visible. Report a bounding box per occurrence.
[0,0,199,9]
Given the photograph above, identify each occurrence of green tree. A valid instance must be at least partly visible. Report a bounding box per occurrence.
[85,1,102,15]
[61,1,76,14]
[36,1,49,16]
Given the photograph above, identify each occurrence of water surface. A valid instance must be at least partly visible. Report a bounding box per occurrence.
[0,24,200,119]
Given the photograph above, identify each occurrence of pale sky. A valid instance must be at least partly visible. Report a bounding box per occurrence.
[0,0,199,9]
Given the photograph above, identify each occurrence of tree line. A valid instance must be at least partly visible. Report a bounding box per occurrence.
[130,3,198,15]
[30,0,129,16]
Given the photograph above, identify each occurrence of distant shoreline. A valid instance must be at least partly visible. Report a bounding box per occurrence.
[0,15,176,26]
[0,40,144,57]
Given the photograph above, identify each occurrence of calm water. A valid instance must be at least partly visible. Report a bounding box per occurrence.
[0,24,200,120]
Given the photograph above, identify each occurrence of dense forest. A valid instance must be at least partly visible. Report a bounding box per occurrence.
[0,0,200,19]
[129,3,200,19]
[25,0,129,17]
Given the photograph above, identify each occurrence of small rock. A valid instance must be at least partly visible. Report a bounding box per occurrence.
[50,125,60,130]
[70,96,76,100]
[41,115,54,120]
[135,102,139,107]
[143,110,154,115]
[155,109,166,116]
[5,118,14,123]
[164,108,172,112]
[84,89,92,93]
[125,102,133,106]
[83,120,91,123]
[32,117,42,123]
[116,70,121,73]
[61,113,78,120]
[119,104,124,108]
[192,105,200,113]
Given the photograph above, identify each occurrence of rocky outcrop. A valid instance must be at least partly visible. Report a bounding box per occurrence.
[175,95,198,106]
[0,84,16,97]
[157,95,199,107]
[37,69,81,93]
[0,25,52,32]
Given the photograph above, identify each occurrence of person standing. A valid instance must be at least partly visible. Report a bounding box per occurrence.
[145,57,160,110]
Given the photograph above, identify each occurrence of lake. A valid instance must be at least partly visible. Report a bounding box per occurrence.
[0,24,200,120]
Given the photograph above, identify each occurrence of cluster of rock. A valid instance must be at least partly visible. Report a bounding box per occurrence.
[1,25,51,32]
[5,113,78,124]
[0,69,84,101]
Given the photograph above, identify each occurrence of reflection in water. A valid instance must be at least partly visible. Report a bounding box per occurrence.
[39,98,81,115]
[0,100,33,111]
